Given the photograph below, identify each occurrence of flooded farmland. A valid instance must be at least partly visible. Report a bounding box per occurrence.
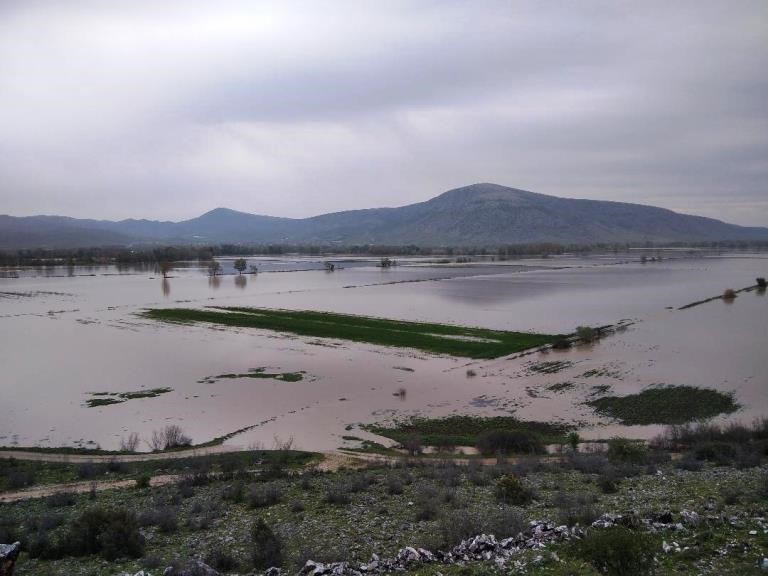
[0,253,766,452]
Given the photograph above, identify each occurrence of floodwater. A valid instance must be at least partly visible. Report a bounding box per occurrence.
[0,252,766,452]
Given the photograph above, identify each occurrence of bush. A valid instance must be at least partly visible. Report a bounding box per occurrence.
[62,506,145,560]
[135,474,151,489]
[7,467,36,489]
[693,441,738,464]
[223,481,245,503]
[438,507,525,548]
[555,491,600,526]
[386,474,404,495]
[575,527,658,576]
[247,482,283,509]
[206,548,239,571]
[45,492,77,508]
[598,467,620,494]
[0,517,20,543]
[251,518,283,569]
[576,326,596,342]
[477,429,544,456]
[414,485,440,521]
[607,438,648,464]
[495,474,535,505]
[325,483,351,505]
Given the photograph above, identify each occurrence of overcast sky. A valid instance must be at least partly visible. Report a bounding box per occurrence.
[1,1,766,225]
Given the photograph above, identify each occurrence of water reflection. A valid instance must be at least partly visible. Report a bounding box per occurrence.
[234,275,247,290]
[208,275,221,290]
[161,278,171,297]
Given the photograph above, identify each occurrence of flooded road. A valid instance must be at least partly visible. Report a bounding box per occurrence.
[0,253,766,451]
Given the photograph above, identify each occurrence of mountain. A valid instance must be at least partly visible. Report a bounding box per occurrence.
[2,183,767,249]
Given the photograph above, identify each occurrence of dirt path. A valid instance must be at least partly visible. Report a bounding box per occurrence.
[0,474,179,504]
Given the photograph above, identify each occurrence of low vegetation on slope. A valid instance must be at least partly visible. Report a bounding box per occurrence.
[143,307,559,359]
[2,422,768,575]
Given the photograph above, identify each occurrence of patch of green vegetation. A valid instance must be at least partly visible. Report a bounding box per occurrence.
[144,307,560,359]
[527,360,574,374]
[580,367,623,379]
[85,387,173,407]
[587,385,739,425]
[343,440,400,456]
[365,415,570,449]
[84,397,124,408]
[547,381,576,393]
[201,368,305,384]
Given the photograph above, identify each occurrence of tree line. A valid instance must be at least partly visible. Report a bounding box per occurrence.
[1,239,767,267]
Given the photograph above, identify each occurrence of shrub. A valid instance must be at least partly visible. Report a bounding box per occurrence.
[723,288,736,300]
[0,517,20,543]
[325,483,351,505]
[251,518,283,569]
[575,527,658,576]
[576,326,596,343]
[693,441,738,464]
[555,491,600,526]
[598,467,620,494]
[62,506,145,560]
[438,507,525,548]
[45,492,77,508]
[386,474,404,495]
[223,481,245,503]
[155,507,179,533]
[247,482,283,509]
[495,474,535,505]
[6,467,36,489]
[415,485,440,521]
[135,474,151,489]
[206,548,239,571]
[76,462,102,480]
[477,429,544,456]
[607,438,648,464]
[756,472,768,500]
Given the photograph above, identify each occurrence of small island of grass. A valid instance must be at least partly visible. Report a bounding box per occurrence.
[586,384,739,425]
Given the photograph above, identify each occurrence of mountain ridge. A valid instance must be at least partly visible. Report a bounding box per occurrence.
[2,183,767,249]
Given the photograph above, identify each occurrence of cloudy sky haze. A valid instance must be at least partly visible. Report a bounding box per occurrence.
[1,1,766,224]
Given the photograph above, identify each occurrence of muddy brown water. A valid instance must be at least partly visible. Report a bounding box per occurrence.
[1,253,766,452]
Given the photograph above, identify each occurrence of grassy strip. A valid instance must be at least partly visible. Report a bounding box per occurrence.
[587,385,739,425]
[85,387,173,407]
[364,415,571,448]
[678,284,758,310]
[143,307,560,359]
[200,369,304,384]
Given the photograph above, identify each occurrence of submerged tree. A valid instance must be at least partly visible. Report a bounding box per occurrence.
[207,260,223,277]
[159,261,173,278]
[234,258,247,274]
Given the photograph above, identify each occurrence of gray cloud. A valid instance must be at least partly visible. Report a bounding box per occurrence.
[0,0,766,225]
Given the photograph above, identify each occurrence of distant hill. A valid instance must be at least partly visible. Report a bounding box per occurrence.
[2,183,767,249]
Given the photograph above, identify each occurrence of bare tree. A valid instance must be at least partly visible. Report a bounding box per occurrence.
[148,425,191,451]
[120,432,140,452]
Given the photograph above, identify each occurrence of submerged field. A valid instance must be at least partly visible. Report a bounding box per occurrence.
[0,253,766,451]
[143,306,560,359]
